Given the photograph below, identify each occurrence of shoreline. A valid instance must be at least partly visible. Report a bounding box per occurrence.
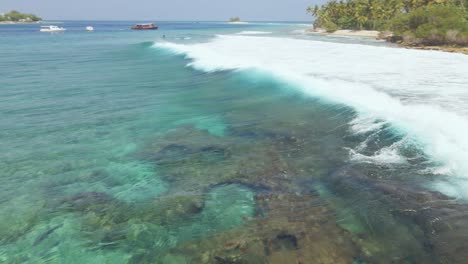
[306,28,468,55]
[395,44,468,55]
[306,28,381,38]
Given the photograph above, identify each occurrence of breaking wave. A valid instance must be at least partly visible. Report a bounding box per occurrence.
[153,35,468,198]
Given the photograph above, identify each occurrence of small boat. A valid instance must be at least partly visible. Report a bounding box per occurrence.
[86,26,94,32]
[131,23,158,30]
[40,25,66,32]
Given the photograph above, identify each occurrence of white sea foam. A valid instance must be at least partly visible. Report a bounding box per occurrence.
[236,31,272,35]
[227,21,249,25]
[154,35,468,198]
[350,115,388,135]
[290,29,310,35]
[348,144,407,165]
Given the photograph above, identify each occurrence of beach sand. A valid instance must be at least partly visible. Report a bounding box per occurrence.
[306,28,380,38]
[330,29,380,38]
[306,28,467,55]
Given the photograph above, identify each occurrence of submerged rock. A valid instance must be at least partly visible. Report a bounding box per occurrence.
[146,143,229,165]
[137,126,301,192]
[167,192,361,264]
[57,192,131,248]
[326,166,468,263]
[62,192,117,212]
[134,194,205,225]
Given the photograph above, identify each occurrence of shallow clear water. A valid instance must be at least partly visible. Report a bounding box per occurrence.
[1,21,467,263]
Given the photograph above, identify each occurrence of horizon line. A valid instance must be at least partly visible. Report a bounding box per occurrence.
[39,19,312,22]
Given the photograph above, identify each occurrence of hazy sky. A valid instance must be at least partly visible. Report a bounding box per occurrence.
[0,0,320,21]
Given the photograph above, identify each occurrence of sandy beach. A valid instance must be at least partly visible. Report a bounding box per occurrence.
[306,28,381,38]
[306,28,467,55]
[330,29,380,38]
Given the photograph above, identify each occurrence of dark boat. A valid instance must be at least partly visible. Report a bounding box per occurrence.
[131,23,158,30]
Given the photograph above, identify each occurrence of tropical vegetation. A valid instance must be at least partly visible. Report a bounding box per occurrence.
[0,10,41,22]
[308,0,468,45]
[229,17,242,22]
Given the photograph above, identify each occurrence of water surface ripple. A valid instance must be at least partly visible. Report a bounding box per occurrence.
[0,21,467,263]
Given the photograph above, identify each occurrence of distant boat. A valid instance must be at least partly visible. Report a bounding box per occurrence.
[131,23,158,30]
[40,25,66,32]
[86,26,94,32]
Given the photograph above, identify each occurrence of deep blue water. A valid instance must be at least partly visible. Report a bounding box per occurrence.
[0,21,467,263]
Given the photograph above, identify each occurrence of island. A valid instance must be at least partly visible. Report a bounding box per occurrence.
[229,17,248,24]
[307,0,468,54]
[0,10,42,23]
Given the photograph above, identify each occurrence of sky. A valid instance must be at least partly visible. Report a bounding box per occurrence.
[0,0,320,21]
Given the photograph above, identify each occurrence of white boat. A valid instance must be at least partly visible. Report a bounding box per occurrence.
[40,25,66,32]
[86,26,94,32]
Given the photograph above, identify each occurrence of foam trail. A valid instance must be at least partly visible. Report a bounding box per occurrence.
[154,35,468,198]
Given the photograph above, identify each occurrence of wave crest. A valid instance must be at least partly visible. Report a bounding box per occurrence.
[153,35,468,198]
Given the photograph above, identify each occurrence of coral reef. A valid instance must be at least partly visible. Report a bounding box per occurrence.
[162,192,361,264]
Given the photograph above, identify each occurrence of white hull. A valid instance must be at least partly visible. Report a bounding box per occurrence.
[40,29,66,32]
[40,26,66,32]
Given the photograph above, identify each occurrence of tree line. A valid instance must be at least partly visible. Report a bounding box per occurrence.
[308,0,468,45]
[0,10,42,22]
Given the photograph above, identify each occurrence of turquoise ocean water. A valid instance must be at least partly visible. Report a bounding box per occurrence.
[1,21,467,263]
